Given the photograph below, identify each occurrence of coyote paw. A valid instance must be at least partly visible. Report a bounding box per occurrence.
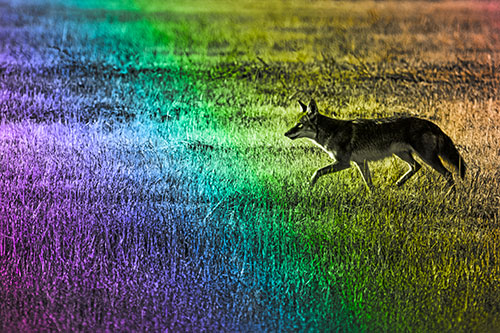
[310,173,319,187]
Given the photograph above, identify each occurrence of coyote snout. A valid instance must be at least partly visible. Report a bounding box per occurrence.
[285,99,466,190]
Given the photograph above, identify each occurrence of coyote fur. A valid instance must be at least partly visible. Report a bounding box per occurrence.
[284,99,466,190]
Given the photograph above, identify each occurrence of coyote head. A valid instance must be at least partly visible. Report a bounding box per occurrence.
[284,99,319,140]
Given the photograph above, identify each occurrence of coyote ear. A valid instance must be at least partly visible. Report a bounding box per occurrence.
[308,98,319,114]
[298,100,307,113]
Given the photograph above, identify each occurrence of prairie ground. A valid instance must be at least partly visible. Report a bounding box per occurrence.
[1,0,500,331]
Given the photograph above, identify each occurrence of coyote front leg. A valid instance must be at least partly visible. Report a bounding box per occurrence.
[310,161,350,187]
[354,160,374,191]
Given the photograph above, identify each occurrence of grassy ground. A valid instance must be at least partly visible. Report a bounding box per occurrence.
[1,0,500,331]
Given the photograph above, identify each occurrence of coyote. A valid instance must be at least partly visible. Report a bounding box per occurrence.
[284,99,466,190]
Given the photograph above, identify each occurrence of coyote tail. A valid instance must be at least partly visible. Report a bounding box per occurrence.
[439,132,466,180]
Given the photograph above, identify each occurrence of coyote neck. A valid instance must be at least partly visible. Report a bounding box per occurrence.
[314,115,352,147]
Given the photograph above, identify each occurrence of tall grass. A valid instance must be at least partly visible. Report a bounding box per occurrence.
[140,0,500,330]
[1,0,500,331]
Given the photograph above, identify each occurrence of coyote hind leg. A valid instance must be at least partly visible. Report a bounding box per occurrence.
[418,153,455,187]
[395,151,422,186]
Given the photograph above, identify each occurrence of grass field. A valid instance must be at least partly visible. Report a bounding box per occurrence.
[1,0,500,331]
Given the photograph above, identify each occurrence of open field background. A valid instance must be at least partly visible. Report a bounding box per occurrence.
[1,0,500,331]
